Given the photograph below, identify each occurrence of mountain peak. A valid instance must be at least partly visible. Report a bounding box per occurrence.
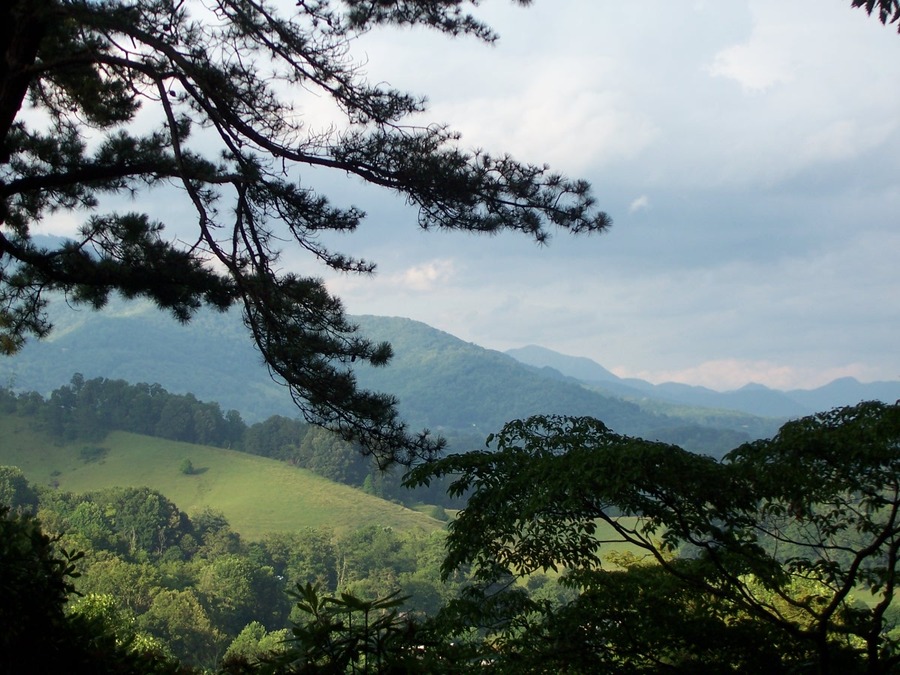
[505,345,619,383]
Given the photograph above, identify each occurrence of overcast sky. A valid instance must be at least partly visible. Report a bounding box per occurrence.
[297,0,900,392]
[33,1,900,392]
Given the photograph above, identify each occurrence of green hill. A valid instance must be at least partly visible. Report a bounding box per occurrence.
[0,297,774,454]
[0,414,441,540]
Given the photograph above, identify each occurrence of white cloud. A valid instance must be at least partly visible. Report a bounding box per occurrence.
[314,3,900,394]
[628,195,651,214]
[397,259,456,292]
[708,39,794,93]
[429,63,659,172]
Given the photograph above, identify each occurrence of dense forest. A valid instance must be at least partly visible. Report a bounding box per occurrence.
[5,399,900,673]
[0,469,469,671]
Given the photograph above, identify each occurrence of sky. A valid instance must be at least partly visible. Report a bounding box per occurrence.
[33,0,900,392]
[305,0,900,391]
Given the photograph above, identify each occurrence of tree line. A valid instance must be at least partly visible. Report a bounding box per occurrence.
[0,375,458,507]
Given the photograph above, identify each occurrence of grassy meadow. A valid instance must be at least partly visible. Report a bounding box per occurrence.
[0,415,441,539]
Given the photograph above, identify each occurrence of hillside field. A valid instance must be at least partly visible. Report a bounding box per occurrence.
[0,415,441,539]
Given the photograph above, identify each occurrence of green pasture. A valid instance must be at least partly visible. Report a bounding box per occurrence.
[0,415,441,539]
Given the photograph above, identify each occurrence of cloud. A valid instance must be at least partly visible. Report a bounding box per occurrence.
[708,38,794,92]
[428,63,659,172]
[798,119,897,165]
[628,195,651,214]
[397,259,456,291]
[30,2,889,399]
[303,3,900,394]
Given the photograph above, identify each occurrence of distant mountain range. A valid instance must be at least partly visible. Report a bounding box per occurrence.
[505,345,900,419]
[1,299,897,457]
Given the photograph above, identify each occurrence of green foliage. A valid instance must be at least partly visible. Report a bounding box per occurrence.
[296,426,371,487]
[409,403,900,673]
[4,376,449,506]
[179,458,195,476]
[138,588,227,669]
[261,529,339,592]
[0,506,186,673]
[852,0,900,30]
[197,554,287,636]
[0,464,39,512]
[21,474,458,671]
[222,621,290,671]
[0,412,442,537]
[0,0,610,464]
[69,592,181,670]
[267,583,426,674]
[243,416,309,460]
[0,506,81,663]
[77,554,162,613]
[34,375,248,448]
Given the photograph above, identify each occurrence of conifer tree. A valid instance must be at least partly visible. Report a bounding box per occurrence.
[0,0,612,464]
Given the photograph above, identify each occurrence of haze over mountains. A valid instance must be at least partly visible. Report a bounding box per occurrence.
[2,299,897,456]
[505,345,900,420]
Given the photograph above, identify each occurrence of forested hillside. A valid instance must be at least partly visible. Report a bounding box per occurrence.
[0,299,771,456]
[0,379,457,508]
[0,466,454,670]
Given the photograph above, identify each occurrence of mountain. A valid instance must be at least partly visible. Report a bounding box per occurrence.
[0,299,298,422]
[351,316,678,442]
[506,345,620,383]
[0,299,762,455]
[505,347,900,419]
[787,377,900,412]
[17,296,895,456]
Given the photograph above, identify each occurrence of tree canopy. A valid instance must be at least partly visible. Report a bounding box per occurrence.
[408,403,900,673]
[0,0,612,465]
[852,0,900,30]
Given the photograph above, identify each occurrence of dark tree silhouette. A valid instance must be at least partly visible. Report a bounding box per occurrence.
[0,0,612,465]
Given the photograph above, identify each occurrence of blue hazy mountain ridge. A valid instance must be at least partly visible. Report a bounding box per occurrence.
[349,315,673,441]
[0,299,299,422]
[3,298,892,454]
[0,301,757,453]
[506,345,900,419]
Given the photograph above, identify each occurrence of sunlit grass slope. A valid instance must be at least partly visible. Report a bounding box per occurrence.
[0,415,441,539]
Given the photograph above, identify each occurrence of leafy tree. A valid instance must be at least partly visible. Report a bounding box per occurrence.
[296,425,370,486]
[852,0,900,30]
[260,528,339,592]
[89,486,189,558]
[0,505,81,671]
[0,464,39,513]
[335,526,414,595]
[270,583,427,675]
[191,507,244,558]
[0,506,184,673]
[68,592,180,670]
[0,0,611,465]
[409,403,900,673]
[66,499,117,551]
[242,415,309,461]
[139,588,226,669]
[196,553,287,637]
[221,621,290,671]
[77,553,163,614]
